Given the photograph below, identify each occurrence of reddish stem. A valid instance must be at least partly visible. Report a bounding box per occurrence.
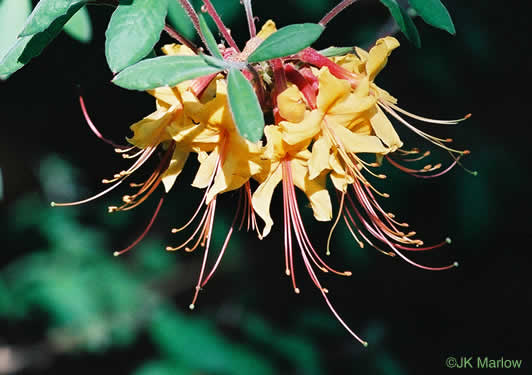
[163,25,197,51]
[319,0,360,27]
[177,0,213,54]
[242,0,257,38]
[202,0,241,52]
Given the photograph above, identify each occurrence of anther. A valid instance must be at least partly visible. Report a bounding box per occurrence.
[113,251,120,257]
[377,174,386,179]
[294,288,300,294]
[200,4,207,12]
[171,228,178,233]
[189,304,195,310]
[445,237,452,244]
[453,261,459,267]
[362,341,368,347]
[463,150,471,155]
[322,288,329,294]
[344,271,352,276]
[285,269,291,276]
[50,202,56,207]
[382,193,390,198]
[464,113,472,119]
[108,206,118,213]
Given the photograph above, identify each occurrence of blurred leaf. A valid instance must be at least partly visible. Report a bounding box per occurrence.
[243,313,323,375]
[167,0,196,41]
[64,5,92,43]
[198,13,222,58]
[133,360,192,375]
[227,68,264,142]
[380,0,421,47]
[408,0,455,34]
[247,23,324,63]
[150,308,275,375]
[0,0,31,77]
[0,13,74,76]
[39,154,82,203]
[105,0,168,73]
[112,55,221,90]
[19,0,86,37]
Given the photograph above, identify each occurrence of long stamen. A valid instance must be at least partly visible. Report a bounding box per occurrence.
[326,189,346,256]
[387,102,471,125]
[190,198,217,310]
[79,93,127,149]
[380,103,469,155]
[201,191,243,287]
[113,197,164,256]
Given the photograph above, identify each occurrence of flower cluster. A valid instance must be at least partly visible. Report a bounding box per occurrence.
[52,20,470,345]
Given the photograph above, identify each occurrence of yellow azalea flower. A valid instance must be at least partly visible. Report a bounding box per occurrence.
[179,78,264,203]
[279,68,395,191]
[332,37,470,158]
[165,78,264,310]
[252,125,332,238]
[252,124,367,345]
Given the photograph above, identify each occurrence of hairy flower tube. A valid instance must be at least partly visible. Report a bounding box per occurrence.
[48,0,472,346]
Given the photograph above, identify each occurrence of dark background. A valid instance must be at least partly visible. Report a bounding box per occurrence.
[1,0,530,374]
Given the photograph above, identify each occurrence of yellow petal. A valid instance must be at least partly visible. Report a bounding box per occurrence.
[317,67,351,114]
[308,136,332,180]
[256,20,277,40]
[148,87,183,109]
[278,86,306,123]
[161,43,195,56]
[279,110,322,146]
[291,159,332,222]
[331,53,364,74]
[370,106,403,151]
[192,147,219,189]
[252,162,283,237]
[161,146,189,192]
[366,36,400,81]
[325,92,376,128]
[331,124,389,154]
[330,171,348,192]
[206,136,263,202]
[128,107,179,148]
[263,125,286,161]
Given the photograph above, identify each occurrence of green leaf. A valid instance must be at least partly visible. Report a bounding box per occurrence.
[318,46,356,57]
[0,0,31,63]
[227,68,264,142]
[0,13,75,76]
[112,55,222,91]
[198,13,222,59]
[105,0,168,73]
[247,23,324,63]
[64,5,92,43]
[408,0,455,34]
[19,0,86,37]
[380,0,421,48]
[167,1,195,41]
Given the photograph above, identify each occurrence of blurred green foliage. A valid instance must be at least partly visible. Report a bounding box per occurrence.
[2,155,402,374]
